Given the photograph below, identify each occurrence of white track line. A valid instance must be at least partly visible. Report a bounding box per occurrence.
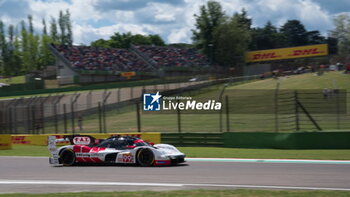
[2,156,350,164]
[0,180,349,191]
[186,157,350,164]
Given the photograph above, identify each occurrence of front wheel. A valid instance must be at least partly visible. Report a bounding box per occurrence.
[137,149,154,167]
[60,149,76,166]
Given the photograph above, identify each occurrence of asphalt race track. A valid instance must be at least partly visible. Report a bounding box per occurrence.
[0,157,350,194]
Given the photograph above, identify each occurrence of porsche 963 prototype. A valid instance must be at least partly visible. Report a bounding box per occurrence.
[48,135,185,166]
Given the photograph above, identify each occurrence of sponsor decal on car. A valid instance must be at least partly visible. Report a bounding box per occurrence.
[117,153,134,163]
[73,136,91,145]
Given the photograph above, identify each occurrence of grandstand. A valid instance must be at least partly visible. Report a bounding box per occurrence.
[133,45,211,68]
[49,44,213,85]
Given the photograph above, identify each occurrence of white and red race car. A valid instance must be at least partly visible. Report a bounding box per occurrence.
[48,135,185,166]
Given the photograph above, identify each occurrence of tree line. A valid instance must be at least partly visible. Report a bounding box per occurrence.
[191,0,345,67]
[0,10,72,76]
[91,33,165,48]
[1,1,350,76]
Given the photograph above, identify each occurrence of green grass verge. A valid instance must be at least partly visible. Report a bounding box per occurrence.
[0,75,25,85]
[1,189,350,197]
[228,72,350,90]
[178,147,350,160]
[0,145,51,157]
[2,145,350,160]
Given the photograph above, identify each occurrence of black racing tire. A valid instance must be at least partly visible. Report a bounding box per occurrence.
[59,149,76,166]
[137,148,154,167]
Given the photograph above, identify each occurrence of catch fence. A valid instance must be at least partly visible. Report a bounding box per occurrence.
[1,76,348,134]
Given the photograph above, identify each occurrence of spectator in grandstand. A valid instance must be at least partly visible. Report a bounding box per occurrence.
[53,44,151,72]
[134,45,210,68]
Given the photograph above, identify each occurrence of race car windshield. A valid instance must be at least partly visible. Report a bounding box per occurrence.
[133,139,149,146]
[135,141,148,146]
[96,138,128,149]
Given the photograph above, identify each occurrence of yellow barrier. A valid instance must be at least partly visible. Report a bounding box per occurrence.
[11,133,161,146]
[0,135,12,150]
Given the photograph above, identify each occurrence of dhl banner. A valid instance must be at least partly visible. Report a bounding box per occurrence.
[11,133,161,146]
[245,44,328,63]
[0,135,12,150]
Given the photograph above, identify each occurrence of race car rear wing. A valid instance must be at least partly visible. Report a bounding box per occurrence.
[47,135,100,165]
[48,136,59,165]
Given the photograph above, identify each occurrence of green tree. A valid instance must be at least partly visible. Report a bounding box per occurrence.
[39,34,55,69]
[50,17,59,43]
[280,20,308,47]
[65,9,73,45]
[213,15,251,66]
[192,0,225,60]
[21,20,31,72]
[28,15,34,34]
[39,18,55,69]
[250,21,285,50]
[305,30,325,44]
[57,9,73,45]
[3,25,21,75]
[148,35,165,46]
[42,18,47,35]
[0,20,6,73]
[234,8,252,30]
[91,32,166,48]
[58,10,66,44]
[330,14,350,55]
[90,39,111,48]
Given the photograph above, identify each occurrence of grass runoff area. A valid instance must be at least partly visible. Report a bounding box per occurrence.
[1,145,350,160]
[1,190,350,197]
[228,71,350,90]
[0,75,25,85]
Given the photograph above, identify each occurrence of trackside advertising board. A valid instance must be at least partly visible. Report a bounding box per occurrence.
[0,135,12,150]
[245,44,328,63]
[11,133,160,146]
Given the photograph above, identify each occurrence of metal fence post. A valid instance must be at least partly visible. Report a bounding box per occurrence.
[136,102,141,132]
[102,103,106,133]
[177,100,181,133]
[26,105,31,134]
[117,88,121,103]
[102,92,111,133]
[0,109,3,134]
[53,104,58,133]
[98,102,102,133]
[71,103,75,134]
[294,90,300,131]
[41,102,45,134]
[31,105,36,134]
[87,91,92,109]
[336,89,340,130]
[70,94,81,134]
[274,82,280,132]
[218,85,227,133]
[8,107,12,134]
[130,87,134,99]
[225,95,230,132]
[63,104,67,134]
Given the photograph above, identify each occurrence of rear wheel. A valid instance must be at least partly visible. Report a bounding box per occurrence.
[60,149,76,166]
[137,149,154,167]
